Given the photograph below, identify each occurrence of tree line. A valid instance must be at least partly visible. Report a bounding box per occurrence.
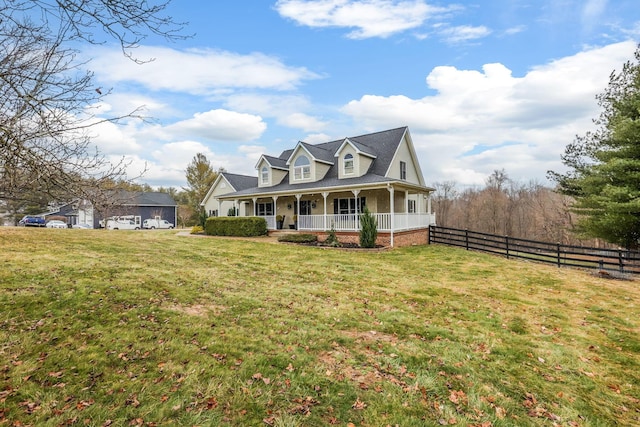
[431,171,581,245]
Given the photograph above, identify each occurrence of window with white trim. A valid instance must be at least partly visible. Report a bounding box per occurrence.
[343,153,354,175]
[293,155,311,180]
[408,200,416,213]
[257,202,274,216]
[261,166,269,184]
[333,197,366,214]
[400,161,407,180]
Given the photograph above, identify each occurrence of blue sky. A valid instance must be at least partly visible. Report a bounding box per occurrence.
[82,0,640,189]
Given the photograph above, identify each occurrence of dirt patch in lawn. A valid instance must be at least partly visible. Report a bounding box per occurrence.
[166,303,227,317]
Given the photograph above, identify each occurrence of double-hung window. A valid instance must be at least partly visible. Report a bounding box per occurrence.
[343,153,354,175]
[333,197,366,214]
[400,161,407,180]
[257,202,274,216]
[261,166,269,184]
[293,155,311,180]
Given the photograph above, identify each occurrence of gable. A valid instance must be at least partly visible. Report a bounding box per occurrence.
[384,130,426,186]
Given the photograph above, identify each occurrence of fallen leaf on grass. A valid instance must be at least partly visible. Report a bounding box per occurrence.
[449,390,467,405]
[352,397,367,410]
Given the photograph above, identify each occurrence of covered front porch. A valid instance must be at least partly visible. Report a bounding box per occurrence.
[218,184,436,246]
[261,212,435,232]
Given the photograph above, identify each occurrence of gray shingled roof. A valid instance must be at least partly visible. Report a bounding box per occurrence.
[221,127,416,199]
[342,138,376,158]
[296,142,335,164]
[123,191,177,206]
[262,155,288,170]
[222,172,258,191]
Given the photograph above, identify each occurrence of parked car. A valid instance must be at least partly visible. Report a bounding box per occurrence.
[46,220,67,229]
[18,215,45,227]
[142,218,174,229]
[106,219,141,230]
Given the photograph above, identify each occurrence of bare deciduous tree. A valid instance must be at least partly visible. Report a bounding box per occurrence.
[0,1,185,206]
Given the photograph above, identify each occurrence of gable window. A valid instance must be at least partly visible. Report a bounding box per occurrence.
[257,202,274,216]
[400,161,407,180]
[261,166,269,184]
[343,153,354,175]
[293,155,311,180]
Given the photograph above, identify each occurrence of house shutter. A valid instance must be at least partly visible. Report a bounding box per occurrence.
[333,199,338,215]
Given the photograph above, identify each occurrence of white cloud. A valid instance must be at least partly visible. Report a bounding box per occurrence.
[437,25,492,43]
[275,0,455,39]
[225,93,327,132]
[159,109,267,142]
[342,41,638,185]
[89,119,142,155]
[89,46,321,94]
[278,112,327,132]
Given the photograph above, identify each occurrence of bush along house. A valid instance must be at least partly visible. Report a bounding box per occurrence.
[200,127,436,247]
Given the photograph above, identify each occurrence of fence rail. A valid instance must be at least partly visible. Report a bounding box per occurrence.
[428,225,640,275]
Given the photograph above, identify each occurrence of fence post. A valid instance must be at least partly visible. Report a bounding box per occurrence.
[557,243,561,268]
[428,225,432,245]
[465,229,469,251]
[505,235,510,259]
[619,249,624,273]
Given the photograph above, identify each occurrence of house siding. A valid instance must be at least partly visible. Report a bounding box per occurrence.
[388,135,420,184]
[257,160,270,188]
[203,177,236,217]
[314,162,331,181]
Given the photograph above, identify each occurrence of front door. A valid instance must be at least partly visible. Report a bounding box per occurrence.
[294,200,312,216]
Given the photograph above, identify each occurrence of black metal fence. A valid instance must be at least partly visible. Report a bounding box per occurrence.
[428,225,640,275]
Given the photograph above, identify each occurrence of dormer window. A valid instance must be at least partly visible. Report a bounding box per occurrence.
[344,154,354,175]
[261,166,269,184]
[293,155,311,180]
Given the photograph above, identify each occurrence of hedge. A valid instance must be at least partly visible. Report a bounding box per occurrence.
[205,217,268,237]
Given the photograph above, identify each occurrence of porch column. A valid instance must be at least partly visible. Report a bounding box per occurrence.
[322,192,329,230]
[352,189,360,231]
[388,185,395,247]
[295,194,301,228]
[272,196,278,229]
[405,190,409,213]
[234,199,239,217]
[217,199,222,217]
[252,197,258,217]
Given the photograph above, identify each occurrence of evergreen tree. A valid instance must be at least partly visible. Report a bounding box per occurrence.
[359,207,378,248]
[549,45,640,249]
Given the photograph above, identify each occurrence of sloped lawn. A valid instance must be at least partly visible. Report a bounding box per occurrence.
[0,227,638,426]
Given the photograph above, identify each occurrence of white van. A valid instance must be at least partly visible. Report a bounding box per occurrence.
[143,218,174,229]
[105,216,141,230]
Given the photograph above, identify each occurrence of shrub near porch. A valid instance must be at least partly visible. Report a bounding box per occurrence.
[205,216,267,236]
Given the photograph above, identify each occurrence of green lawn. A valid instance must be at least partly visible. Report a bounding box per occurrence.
[1,227,638,426]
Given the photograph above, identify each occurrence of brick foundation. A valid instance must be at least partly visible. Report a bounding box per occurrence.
[302,228,428,248]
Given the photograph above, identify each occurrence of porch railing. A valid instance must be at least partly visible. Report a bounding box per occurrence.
[292,213,435,232]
